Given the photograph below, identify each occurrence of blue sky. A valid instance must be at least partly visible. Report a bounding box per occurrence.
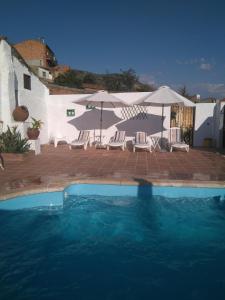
[1,0,225,98]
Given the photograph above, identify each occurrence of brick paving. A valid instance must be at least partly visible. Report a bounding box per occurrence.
[0,145,225,197]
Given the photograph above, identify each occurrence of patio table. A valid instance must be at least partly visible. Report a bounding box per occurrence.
[150,136,161,151]
[94,135,107,148]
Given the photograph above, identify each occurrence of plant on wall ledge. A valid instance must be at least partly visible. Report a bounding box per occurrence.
[0,126,30,153]
[27,118,44,140]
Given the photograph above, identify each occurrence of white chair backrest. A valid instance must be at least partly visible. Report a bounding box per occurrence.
[78,130,90,141]
[113,131,125,142]
[135,132,147,144]
[169,127,181,143]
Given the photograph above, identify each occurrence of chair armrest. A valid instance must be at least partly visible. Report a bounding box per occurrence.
[108,136,114,143]
[147,136,151,143]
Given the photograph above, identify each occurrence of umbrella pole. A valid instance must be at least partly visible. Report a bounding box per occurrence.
[100,101,103,144]
[161,104,164,149]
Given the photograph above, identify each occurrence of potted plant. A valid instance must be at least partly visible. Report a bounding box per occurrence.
[12,106,29,122]
[0,126,30,161]
[27,118,43,140]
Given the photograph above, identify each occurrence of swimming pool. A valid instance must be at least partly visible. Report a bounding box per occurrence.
[0,184,225,300]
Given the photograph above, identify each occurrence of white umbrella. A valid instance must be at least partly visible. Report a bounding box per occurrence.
[74,90,128,144]
[134,86,195,148]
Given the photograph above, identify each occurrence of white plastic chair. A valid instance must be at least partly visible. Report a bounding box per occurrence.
[169,127,189,152]
[107,131,126,151]
[69,130,90,150]
[54,135,70,147]
[133,132,151,152]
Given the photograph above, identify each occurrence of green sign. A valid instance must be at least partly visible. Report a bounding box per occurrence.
[86,104,95,110]
[67,109,75,117]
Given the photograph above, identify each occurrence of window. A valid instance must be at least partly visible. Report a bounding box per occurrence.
[42,71,46,78]
[23,74,31,90]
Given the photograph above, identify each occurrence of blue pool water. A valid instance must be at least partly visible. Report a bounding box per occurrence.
[0,185,225,300]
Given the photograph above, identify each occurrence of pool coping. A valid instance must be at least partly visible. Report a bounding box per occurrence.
[0,177,225,201]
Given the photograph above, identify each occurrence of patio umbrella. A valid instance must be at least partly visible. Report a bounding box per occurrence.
[116,113,165,136]
[74,90,128,144]
[68,108,122,130]
[134,86,195,148]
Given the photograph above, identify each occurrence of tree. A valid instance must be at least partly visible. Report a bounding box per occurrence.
[83,72,98,84]
[103,68,139,92]
[135,83,156,92]
[54,67,155,92]
[177,85,191,99]
[54,70,83,88]
[120,68,138,91]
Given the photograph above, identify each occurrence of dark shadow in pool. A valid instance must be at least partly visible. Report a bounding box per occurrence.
[134,178,160,232]
[212,196,225,211]
[133,178,153,200]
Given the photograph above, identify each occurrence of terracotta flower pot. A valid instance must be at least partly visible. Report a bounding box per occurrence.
[27,128,40,140]
[12,106,29,122]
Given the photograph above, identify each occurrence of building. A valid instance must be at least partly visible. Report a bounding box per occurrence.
[0,37,49,143]
[14,38,57,81]
[0,37,224,149]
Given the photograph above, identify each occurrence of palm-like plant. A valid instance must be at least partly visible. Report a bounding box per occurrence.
[0,126,30,153]
[30,118,43,129]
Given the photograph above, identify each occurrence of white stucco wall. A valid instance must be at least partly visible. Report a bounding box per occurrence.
[12,55,49,143]
[217,101,225,148]
[194,103,217,147]
[3,38,223,149]
[47,93,171,144]
[38,67,52,80]
[0,39,49,144]
[0,40,16,125]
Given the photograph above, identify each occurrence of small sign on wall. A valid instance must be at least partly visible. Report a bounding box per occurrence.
[86,104,95,110]
[67,109,75,117]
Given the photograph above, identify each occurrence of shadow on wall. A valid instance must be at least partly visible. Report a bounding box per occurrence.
[194,116,214,147]
[193,103,225,148]
[68,109,122,130]
[219,104,225,148]
[116,113,165,136]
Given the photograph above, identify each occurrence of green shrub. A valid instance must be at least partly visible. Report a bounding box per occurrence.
[0,126,30,153]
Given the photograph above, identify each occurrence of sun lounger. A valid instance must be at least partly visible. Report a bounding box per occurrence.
[107,131,126,151]
[169,127,189,152]
[69,130,90,150]
[133,132,151,152]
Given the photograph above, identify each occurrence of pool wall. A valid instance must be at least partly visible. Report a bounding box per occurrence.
[65,184,225,198]
[0,183,224,210]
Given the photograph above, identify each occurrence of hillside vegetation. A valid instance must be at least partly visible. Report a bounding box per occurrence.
[54,68,155,92]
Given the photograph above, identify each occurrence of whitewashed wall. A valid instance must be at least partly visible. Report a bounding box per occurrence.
[217,101,225,148]
[0,39,49,144]
[194,103,217,147]
[13,55,49,144]
[2,38,224,149]
[47,93,171,145]
[0,40,16,125]
[38,67,53,80]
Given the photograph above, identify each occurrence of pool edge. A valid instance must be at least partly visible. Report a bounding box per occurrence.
[0,178,225,201]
